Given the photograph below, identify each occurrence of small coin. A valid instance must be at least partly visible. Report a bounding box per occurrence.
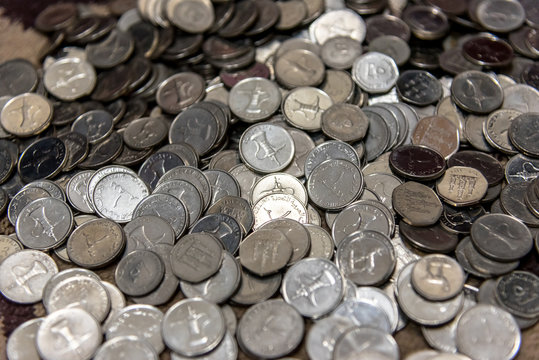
[333,327,399,359]
[115,249,165,296]
[228,77,281,123]
[436,166,488,207]
[352,52,399,94]
[1,93,52,137]
[239,228,292,276]
[496,271,539,319]
[389,145,446,181]
[321,103,369,142]
[397,70,442,106]
[411,254,465,301]
[94,336,158,360]
[399,220,459,253]
[170,233,223,282]
[393,181,443,226]
[6,318,43,360]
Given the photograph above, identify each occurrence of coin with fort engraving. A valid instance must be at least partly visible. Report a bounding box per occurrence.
[393,181,443,226]
[170,233,223,282]
[436,166,488,207]
[239,228,292,276]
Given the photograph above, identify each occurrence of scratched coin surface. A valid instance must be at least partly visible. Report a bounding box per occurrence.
[239,228,293,276]
[0,250,58,303]
[282,86,333,131]
[43,57,96,101]
[114,249,165,296]
[412,115,460,159]
[352,52,399,94]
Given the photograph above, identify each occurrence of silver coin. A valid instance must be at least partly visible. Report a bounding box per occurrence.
[282,257,344,318]
[157,166,212,210]
[133,193,189,237]
[352,52,399,94]
[309,9,366,45]
[456,304,521,360]
[170,232,223,282]
[282,86,333,132]
[308,159,363,210]
[16,197,73,250]
[363,109,391,161]
[332,200,394,246]
[274,49,325,88]
[154,179,203,227]
[356,286,400,333]
[72,110,114,144]
[180,251,240,303]
[396,262,464,326]
[239,123,295,173]
[305,224,334,259]
[502,84,539,113]
[123,215,175,255]
[320,36,362,70]
[41,268,100,307]
[252,193,308,230]
[230,265,282,305]
[306,316,356,360]
[101,281,126,331]
[94,336,158,360]
[115,249,165,296]
[483,109,521,154]
[36,308,101,360]
[304,140,360,179]
[166,0,214,33]
[0,234,23,263]
[251,172,308,206]
[206,195,255,233]
[411,254,465,301]
[8,186,51,226]
[170,331,238,360]
[333,327,399,360]
[476,0,525,33]
[66,170,95,213]
[364,172,402,212]
[204,169,240,207]
[228,77,281,122]
[22,179,65,202]
[505,153,539,184]
[105,304,165,354]
[336,230,395,286]
[162,298,225,356]
[229,163,261,201]
[43,57,96,101]
[92,171,149,223]
[44,275,111,323]
[86,165,137,208]
[260,218,311,264]
[332,299,392,333]
[6,318,43,360]
[237,299,304,359]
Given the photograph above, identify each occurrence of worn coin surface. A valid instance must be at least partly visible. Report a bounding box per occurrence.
[228,77,281,123]
[115,249,165,296]
[170,233,223,282]
[352,52,399,94]
[321,103,369,142]
[393,181,443,226]
[0,93,52,137]
[282,86,333,131]
[239,228,292,276]
[411,254,465,301]
[436,166,488,207]
[496,271,539,319]
[6,318,43,360]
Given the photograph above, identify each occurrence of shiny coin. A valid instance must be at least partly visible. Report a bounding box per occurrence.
[115,249,165,296]
[133,193,189,237]
[94,336,158,360]
[252,193,308,229]
[0,93,52,137]
[352,52,399,94]
[333,327,399,359]
[436,166,488,207]
[170,233,223,282]
[229,77,281,123]
[6,318,43,360]
[282,86,333,131]
[43,57,96,101]
[411,254,465,301]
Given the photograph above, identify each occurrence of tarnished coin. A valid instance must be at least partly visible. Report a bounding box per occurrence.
[496,271,539,319]
[166,0,215,33]
[282,86,333,132]
[304,140,360,179]
[170,233,223,282]
[157,72,205,114]
[456,304,521,360]
[231,266,282,305]
[508,112,539,157]
[36,308,101,360]
[436,166,488,207]
[337,230,395,286]
[133,193,189,237]
[397,70,442,106]
[282,258,344,318]
[162,298,225,356]
[239,228,292,276]
[206,195,254,234]
[18,136,67,183]
[138,151,185,190]
[122,117,168,150]
[389,145,446,181]
[476,0,525,32]
[0,93,52,137]
[237,299,304,359]
[393,181,443,226]
[228,77,281,123]
[158,166,211,209]
[505,154,539,184]
[447,150,504,187]
[502,84,539,113]
[402,5,449,40]
[369,35,411,67]
[260,218,311,264]
[412,115,459,159]
[115,249,165,296]
[190,213,242,254]
[105,304,164,354]
[470,214,533,262]
[16,197,73,250]
[86,29,134,69]
[307,159,363,210]
[462,34,514,68]
[0,250,58,303]
[411,254,465,301]
[352,52,399,94]
[399,221,459,254]
[321,103,369,142]
[451,70,503,114]
[67,218,125,268]
[0,58,38,97]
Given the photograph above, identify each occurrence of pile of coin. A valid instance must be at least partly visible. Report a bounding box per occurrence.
[1,0,539,359]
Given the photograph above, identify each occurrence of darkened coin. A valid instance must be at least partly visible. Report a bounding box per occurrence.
[0,143,15,184]
[321,103,369,143]
[206,195,254,234]
[451,71,503,114]
[67,218,125,269]
[500,182,539,227]
[0,59,38,97]
[392,181,442,227]
[202,36,251,61]
[459,236,519,277]
[402,5,449,40]
[154,179,203,227]
[156,72,205,114]
[244,0,279,35]
[396,70,442,106]
[91,64,131,102]
[399,220,459,253]
[412,115,459,159]
[440,204,486,234]
[0,188,7,214]
[389,145,446,181]
[78,131,124,169]
[508,113,539,157]
[123,215,175,255]
[220,62,270,88]
[439,47,482,75]
[138,151,184,190]
[72,110,114,144]
[57,132,89,171]
[7,187,51,226]
[275,49,325,88]
[471,213,533,262]
[86,29,134,69]
[365,14,411,43]
[169,106,219,156]
[447,150,504,186]
[218,0,258,38]
[158,143,199,168]
[115,249,165,296]
[17,137,66,183]
[462,35,514,67]
[34,2,78,32]
[496,271,539,319]
[158,166,211,209]
[231,267,282,305]
[259,218,311,265]
[170,233,223,282]
[133,193,189,238]
[190,213,242,254]
[239,229,293,276]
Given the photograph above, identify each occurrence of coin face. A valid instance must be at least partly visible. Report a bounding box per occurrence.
[411,254,465,301]
[436,166,488,207]
[393,181,443,226]
[1,93,52,137]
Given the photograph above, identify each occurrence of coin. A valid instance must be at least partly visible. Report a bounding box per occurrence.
[392,181,443,226]
[115,249,165,296]
[411,254,465,301]
[170,233,223,282]
[352,52,399,94]
[1,93,52,137]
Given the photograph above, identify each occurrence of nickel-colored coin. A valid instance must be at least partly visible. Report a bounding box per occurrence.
[259,218,311,264]
[393,181,443,226]
[436,166,488,207]
[170,232,223,282]
[321,103,369,142]
[115,249,165,296]
[228,77,281,123]
[333,327,399,360]
[451,71,503,114]
[252,193,308,230]
[0,93,52,137]
[496,271,539,319]
[411,254,465,301]
[239,228,292,276]
[6,318,43,360]
[281,86,333,132]
[94,336,158,360]
[352,52,399,94]
[43,57,96,101]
